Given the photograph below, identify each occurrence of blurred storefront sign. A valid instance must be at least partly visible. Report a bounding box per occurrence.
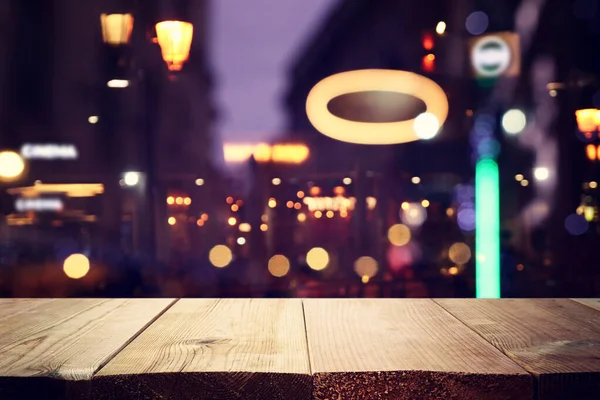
[223,143,309,164]
[469,32,520,78]
[14,198,63,212]
[20,144,78,160]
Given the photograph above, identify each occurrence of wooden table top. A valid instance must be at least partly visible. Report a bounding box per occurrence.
[0,299,599,400]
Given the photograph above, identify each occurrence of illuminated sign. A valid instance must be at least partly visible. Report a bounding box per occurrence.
[223,143,310,164]
[305,69,448,144]
[15,198,63,212]
[20,144,78,160]
[470,32,520,78]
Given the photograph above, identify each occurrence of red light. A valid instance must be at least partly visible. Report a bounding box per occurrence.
[422,33,434,50]
[422,54,435,73]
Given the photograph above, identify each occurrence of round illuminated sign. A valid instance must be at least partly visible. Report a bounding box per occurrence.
[305,69,448,145]
[471,36,512,78]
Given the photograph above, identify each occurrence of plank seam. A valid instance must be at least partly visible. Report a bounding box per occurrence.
[431,299,540,400]
[300,299,313,375]
[91,298,181,378]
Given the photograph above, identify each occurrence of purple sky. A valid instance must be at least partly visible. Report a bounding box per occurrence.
[209,0,339,143]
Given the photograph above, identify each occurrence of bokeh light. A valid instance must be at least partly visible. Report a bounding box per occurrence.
[449,242,472,264]
[466,11,489,35]
[88,116,99,124]
[183,197,192,205]
[413,112,440,139]
[268,255,290,277]
[237,237,246,245]
[297,213,307,222]
[167,196,175,205]
[168,217,176,225]
[63,253,90,279]
[286,201,294,208]
[272,177,281,185]
[436,21,446,35]
[502,109,527,135]
[314,210,322,218]
[297,190,305,198]
[387,224,411,246]
[457,203,476,232]
[260,223,268,231]
[306,247,329,271]
[239,223,251,232]
[0,151,26,180]
[401,203,427,227]
[411,176,421,184]
[268,198,277,208]
[421,199,430,208]
[515,174,524,182]
[195,178,204,186]
[209,245,233,268]
[354,256,379,280]
[231,204,239,212]
[533,167,549,181]
[565,214,589,235]
[123,171,140,186]
[228,217,237,226]
[326,210,334,218]
[343,177,352,185]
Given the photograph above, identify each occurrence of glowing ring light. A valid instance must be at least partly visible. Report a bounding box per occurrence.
[471,36,511,78]
[306,69,448,145]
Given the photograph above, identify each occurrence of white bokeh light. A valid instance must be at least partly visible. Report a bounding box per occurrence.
[123,171,140,186]
[533,167,549,181]
[502,109,527,135]
[413,112,440,140]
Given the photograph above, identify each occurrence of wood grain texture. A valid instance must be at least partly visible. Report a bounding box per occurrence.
[0,298,174,400]
[93,298,311,400]
[572,298,600,312]
[303,299,532,400]
[436,299,600,400]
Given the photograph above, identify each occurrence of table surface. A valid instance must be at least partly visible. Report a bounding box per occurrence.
[0,298,599,400]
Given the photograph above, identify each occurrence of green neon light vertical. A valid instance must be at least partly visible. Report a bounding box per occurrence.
[475,158,501,298]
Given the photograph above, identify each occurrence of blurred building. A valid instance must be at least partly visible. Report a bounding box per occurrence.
[0,0,220,282]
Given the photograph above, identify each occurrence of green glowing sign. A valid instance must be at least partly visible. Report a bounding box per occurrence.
[475,159,500,298]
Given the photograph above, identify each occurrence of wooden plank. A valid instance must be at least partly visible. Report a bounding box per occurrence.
[572,298,600,312]
[0,299,55,322]
[0,298,174,400]
[93,299,311,400]
[303,299,532,400]
[436,299,600,400]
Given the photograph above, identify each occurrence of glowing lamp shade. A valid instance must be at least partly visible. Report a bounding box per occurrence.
[306,69,448,145]
[100,14,134,45]
[155,21,193,71]
[575,108,600,134]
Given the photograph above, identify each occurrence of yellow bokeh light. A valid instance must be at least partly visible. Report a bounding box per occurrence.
[306,247,329,271]
[260,223,268,232]
[201,213,209,221]
[168,217,176,225]
[387,224,411,246]
[261,214,268,222]
[306,69,448,144]
[448,266,460,275]
[253,143,272,162]
[197,219,205,226]
[366,196,377,210]
[239,222,252,232]
[310,186,321,196]
[268,255,290,277]
[333,186,345,196]
[314,211,322,218]
[209,245,233,268]
[294,202,302,210]
[176,197,183,205]
[436,21,447,35]
[361,275,370,284]
[411,176,421,184]
[167,196,175,205]
[286,201,294,208]
[340,210,348,218]
[183,197,191,205]
[326,210,334,218]
[63,253,90,279]
[354,256,379,279]
[515,174,524,182]
[272,177,282,185]
[401,202,410,210]
[297,191,305,198]
[446,208,455,217]
[297,213,307,222]
[449,242,472,264]
[228,217,237,226]
[268,199,277,208]
[155,21,193,71]
[343,177,352,185]
[590,181,598,189]
[231,204,239,212]
[421,199,430,208]
[0,151,26,181]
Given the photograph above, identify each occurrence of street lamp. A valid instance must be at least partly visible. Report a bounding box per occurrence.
[575,108,600,138]
[100,14,134,46]
[0,150,26,182]
[155,21,194,71]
